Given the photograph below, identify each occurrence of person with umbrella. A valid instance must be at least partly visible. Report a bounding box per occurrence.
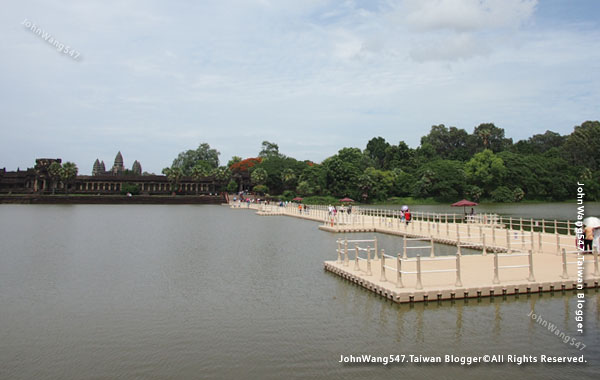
[451,199,478,222]
[583,217,600,253]
[401,205,408,223]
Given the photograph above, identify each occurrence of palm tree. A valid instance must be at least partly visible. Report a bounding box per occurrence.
[60,162,78,194]
[251,168,268,186]
[48,161,62,194]
[191,163,211,194]
[162,167,183,195]
[211,166,231,193]
[281,168,296,190]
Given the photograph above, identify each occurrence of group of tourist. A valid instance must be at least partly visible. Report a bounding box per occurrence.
[399,209,412,224]
[327,204,352,216]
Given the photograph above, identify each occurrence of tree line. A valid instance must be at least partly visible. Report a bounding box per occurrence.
[164,121,600,203]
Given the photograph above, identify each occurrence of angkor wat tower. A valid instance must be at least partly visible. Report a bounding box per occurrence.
[92,159,106,176]
[132,160,142,175]
[111,151,124,175]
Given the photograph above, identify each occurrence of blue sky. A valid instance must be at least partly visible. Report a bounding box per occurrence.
[1,0,599,174]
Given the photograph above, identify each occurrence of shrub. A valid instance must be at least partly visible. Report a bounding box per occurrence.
[513,187,525,202]
[253,184,269,195]
[464,185,483,202]
[491,186,513,202]
[282,190,295,201]
[227,180,238,193]
[121,183,140,195]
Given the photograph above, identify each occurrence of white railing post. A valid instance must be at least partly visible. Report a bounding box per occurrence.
[520,217,523,232]
[374,236,379,259]
[337,239,342,263]
[403,235,407,259]
[561,248,568,279]
[506,230,511,253]
[430,237,435,258]
[366,247,372,276]
[354,246,360,271]
[594,246,599,277]
[542,219,546,233]
[493,251,500,284]
[396,254,403,288]
[455,246,463,287]
[556,232,560,255]
[482,233,487,256]
[538,232,542,253]
[530,218,534,233]
[528,249,535,282]
[416,254,423,290]
[492,225,496,244]
[380,249,386,282]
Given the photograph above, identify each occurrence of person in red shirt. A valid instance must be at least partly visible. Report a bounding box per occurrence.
[404,209,411,225]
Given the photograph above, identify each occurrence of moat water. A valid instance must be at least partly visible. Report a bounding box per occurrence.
[0,205,598,379]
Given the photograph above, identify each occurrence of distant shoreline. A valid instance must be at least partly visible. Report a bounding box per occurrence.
[0,194,225,205]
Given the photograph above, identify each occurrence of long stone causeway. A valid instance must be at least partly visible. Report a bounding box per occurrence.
[227,202,599,303]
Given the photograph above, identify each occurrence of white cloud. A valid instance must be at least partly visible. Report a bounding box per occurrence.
[401,0,537,31]
[0,0,598,174]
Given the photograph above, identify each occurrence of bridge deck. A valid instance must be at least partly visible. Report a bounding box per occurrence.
[229,202,598,303]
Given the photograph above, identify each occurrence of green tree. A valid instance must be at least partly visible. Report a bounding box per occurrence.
[251,167,268,186]
[296,180,313,196]
[390,168,414,197]
[412,160,465,201]
[465,185,483,202]
[383,141,415,170]
[48,161,62,194]
[162,167,183,194]
[562,120,600,170]
[254,155,306,195]
[227,180,239,193]
[365,137,390,169]
[298,165,326,195]
[171,143,220,175]
[191,162,212,194]
[322,148,366,198]
[253,184,269,195]
[59,162,78,194]
[281,168,296,190]
[512,130,566,154]
[491,186,514,202]
[465,149,507,196]
[421,125,474,161]
[473,123,512,152]
[211,166,231,191]
[358,167,397,202]
[121,183,140,195]
[259,141,281,158]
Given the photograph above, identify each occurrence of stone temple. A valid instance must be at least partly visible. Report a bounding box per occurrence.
[92,152,142,176]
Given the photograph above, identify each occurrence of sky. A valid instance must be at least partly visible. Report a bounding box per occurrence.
[1,0,599,174]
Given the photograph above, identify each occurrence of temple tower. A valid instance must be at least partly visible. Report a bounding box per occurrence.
[92,159,102,176]
[111,151,124,175]
[132,160,142,175]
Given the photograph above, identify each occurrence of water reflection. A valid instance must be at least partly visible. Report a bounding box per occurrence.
[0,205,598,380]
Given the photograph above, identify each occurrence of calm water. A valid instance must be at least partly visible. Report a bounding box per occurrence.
[0,205,598,379]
